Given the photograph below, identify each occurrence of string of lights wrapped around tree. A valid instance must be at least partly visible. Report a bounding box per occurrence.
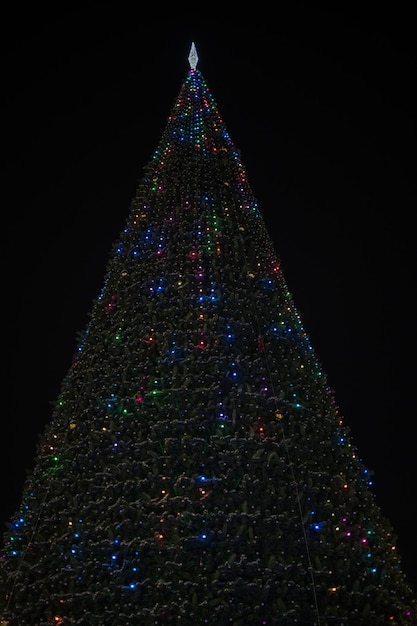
[1,42,416,626]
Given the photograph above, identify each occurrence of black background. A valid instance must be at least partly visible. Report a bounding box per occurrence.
[2,4,416,589]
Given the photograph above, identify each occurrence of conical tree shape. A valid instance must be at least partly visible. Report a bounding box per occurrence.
[1,45,415,626]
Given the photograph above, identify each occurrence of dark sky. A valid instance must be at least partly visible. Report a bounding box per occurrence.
[2,5,416,589]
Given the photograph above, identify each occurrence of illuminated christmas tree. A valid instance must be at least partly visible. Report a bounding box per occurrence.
[1,43,416,625]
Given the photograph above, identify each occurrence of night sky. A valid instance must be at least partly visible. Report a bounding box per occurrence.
[2,6,416,590]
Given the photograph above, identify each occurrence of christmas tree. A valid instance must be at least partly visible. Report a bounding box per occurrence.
[1,42,416,626]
